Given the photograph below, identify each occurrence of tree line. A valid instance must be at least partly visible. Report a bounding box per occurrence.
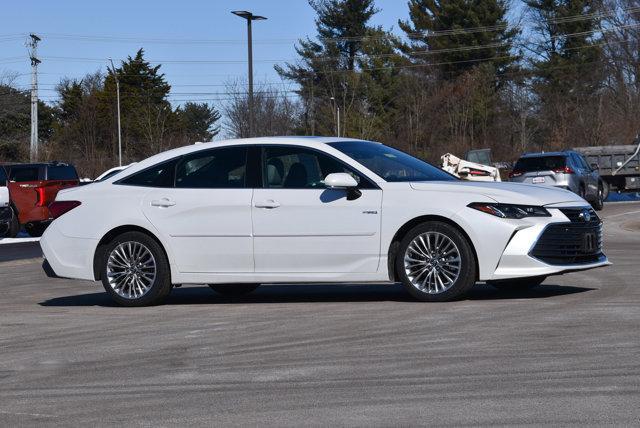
[2,0,640,176]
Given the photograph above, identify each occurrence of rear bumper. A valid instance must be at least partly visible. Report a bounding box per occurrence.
[42,258,62,279]
[40,221,98,281]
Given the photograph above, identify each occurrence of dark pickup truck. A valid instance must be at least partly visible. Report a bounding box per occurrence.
[4,162,80,237]
[574,139,640,197]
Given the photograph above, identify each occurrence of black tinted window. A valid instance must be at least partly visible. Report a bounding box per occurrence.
[48,165,78,180]
[513,156,566,172]
[176,147,247,189]
[119,160,176,188]
[9,167,39,182]
[0,167,6,186]
[263,146,371,189]
[329,141,455,182]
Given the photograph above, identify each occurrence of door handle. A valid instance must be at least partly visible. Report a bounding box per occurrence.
[151,198,176,208]
[254,199,281,209]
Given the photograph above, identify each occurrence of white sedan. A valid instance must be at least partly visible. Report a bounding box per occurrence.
[40,137,609,306]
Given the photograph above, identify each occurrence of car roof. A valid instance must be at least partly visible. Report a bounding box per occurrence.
[6,162,73,168]
[104,136,382,184]
[519,151,573,158]
[199,136,373,146]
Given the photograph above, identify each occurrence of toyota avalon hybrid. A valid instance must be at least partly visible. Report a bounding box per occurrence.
[40,137,609,306]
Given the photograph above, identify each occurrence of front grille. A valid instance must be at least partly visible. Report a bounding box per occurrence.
[530,208,604,265]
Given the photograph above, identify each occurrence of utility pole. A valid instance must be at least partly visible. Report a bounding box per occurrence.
[27,34,41,162]
[108,58,122,166]
[330,96,340,137]
[232,10,267,138]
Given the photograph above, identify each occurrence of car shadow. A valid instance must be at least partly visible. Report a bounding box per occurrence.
[39,282,595,307]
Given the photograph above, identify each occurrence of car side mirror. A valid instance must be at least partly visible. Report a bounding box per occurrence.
[590,163,599,170]
[324,173,362,200]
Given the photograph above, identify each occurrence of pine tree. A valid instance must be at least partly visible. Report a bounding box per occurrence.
[276,0,402,138]
[398,0,519,79]
[525,0,605,148]
[102,49,174,158]
[525,0,602,94]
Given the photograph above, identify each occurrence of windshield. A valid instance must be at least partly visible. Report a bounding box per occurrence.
[328,141,456,182]
[514,156,566,172]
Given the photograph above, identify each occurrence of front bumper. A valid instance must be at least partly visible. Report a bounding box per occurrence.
[488,205,610,280]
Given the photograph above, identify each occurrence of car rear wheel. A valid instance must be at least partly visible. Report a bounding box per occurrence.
[100,232,172,306]
[396,221,476,302]
[487,275,546,290]
[7,206,20,238]
[208,284,260,297]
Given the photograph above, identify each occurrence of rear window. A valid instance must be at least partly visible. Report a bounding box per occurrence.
[9,167,40,182]
[47,165,78,180]
[118,159,177,188]
[513,156,566,172]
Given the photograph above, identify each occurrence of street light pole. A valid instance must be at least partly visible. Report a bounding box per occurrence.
[108,58,122,167]
[232,10,267,138]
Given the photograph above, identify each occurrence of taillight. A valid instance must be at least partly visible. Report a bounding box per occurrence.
[48,200,81,219]
[35,187,47,207]
[553,166,574,174]
[508,170,523,178]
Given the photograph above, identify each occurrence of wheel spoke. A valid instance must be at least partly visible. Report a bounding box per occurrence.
[106,241,156,300]
[403,232,462,295]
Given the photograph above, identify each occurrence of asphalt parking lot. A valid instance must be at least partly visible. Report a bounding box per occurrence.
[1,203,639,426]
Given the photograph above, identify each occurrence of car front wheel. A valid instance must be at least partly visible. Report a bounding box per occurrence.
[396,221,477,302]
[100,231,172,306]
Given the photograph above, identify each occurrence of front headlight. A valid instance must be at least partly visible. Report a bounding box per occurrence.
[468,202,550,219]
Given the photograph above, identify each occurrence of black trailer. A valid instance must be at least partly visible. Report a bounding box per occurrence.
[574,140,640,197]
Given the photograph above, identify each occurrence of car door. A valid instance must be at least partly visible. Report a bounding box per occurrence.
[136,146,254,274]
[577,153,598,198]
[252,145,383,273]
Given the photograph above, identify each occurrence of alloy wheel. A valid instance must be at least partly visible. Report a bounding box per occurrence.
[106,241,157,299]
[403,232,462,294]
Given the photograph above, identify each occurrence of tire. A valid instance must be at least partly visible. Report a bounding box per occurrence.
[487,275,546,291]
[209,284,260,297]
[591,182,605,211]
[25,222,48,237]
[601,180,610,201]
[100,231,172,307]
[7,207,20,238]
[396,221,477,302]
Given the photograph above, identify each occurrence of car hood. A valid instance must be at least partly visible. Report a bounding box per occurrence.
[410,181,586,206]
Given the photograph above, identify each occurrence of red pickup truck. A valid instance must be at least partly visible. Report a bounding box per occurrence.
[5,162,80,237]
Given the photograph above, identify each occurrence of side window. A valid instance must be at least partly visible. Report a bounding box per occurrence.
[263,146,371,189]
[175,146,247,189]
[577,154,590,170]
[9,167,40,182]
[0,167,7,186]
[118,159,176,188]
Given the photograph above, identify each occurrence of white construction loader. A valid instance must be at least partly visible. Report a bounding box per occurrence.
[441,149,501,182]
